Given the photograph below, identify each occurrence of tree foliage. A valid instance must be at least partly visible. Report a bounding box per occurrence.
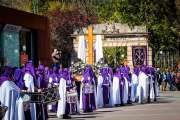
[116,0,180,51]
[0,0,31,12]
[103,47,127,68]
[46,8,99,52]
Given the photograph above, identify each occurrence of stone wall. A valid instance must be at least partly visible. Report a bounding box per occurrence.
[71,22,152,69]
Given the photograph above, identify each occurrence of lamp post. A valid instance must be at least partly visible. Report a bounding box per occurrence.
[121,54,124,64]
[160,51,163,71]
[108,54,110,66]
[71,60,74,72]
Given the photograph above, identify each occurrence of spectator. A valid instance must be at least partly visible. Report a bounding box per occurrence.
[161,71,166,91]
[52,49,61,68]
[156,68,162,90]
[164,68,169,91]
[176,71,180,91]
[168,70,173,91]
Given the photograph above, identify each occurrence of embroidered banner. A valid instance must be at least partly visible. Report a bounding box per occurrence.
[132,46,147,67]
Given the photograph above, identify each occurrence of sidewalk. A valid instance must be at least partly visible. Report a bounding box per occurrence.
[48,91,180,120]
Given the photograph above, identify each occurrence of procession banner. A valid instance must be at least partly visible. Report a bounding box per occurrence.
[132,45,147,68]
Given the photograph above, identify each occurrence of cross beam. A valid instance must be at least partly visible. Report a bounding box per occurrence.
[76,27,104,66]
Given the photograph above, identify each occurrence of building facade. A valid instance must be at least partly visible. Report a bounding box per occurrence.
[0,5,52,72]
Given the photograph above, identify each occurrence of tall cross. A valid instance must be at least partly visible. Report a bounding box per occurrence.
[122,59,129,67]
[76,27,104,66]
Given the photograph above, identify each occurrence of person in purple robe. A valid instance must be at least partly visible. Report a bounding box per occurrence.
[80,67,96,113]
[120,65,125,74]
[97,68,112,107]
[49,67,61,112]
[140,64,145,71]
[148,67,157,101]
[120,66,126,106]
[132,66,140,101]
[87,65,98,92]
[24,60,43,120]
[113,68,123,106]
[108,67,114,83]
[144,66,151,103]
[0,66,25,120]
[36,65,49,120]
[14,69,28,90]
[123,66,134,104]
[57,68,75,119]
[14,69,31,120]
[68,70,80,115]
[45,67,51,81]
[59,69,63,75]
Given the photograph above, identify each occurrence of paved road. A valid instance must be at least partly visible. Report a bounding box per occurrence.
[48,91,180,120]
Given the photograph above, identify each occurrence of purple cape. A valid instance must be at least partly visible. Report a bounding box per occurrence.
[108,67,113,77]
[59,69,63,75]
[101,68,108,81]
[14,69,28,90]
[123,66,130,81]
[45,67,50,80]
[87,65,97,81]
[62,68,68,80]
[0,66,13,86]
[82,67,93,85]
[36,65,48,88]
[114,68,122,80]
[133,66,140,76]
[141,67,147,75]
[120,65,125,74]
[25,60,37,82]
[50,67,61,83]
[144,66,149,76]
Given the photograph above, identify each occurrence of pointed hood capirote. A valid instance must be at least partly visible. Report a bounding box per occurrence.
[45,67,51,80]
[49,67,61,83]
[82,67,93,85]
[123,66,130,81]
[62,68,69,80]
[14,69,28,90]
[113,68,122,80]
[25,60,37,82]
[101,68,109,80]
[133,66,140,76]
[0,66,13,86]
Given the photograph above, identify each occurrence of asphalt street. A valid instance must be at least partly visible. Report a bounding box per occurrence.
[48,91,180,120]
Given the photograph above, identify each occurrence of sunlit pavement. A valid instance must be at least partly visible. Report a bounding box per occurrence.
[48,91,180,120]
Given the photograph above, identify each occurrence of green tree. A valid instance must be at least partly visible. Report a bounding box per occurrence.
[117,0,180,52]
[1,0,32,12]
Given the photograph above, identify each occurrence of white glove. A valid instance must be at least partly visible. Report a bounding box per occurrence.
[129,83,132,87]
[152,81,154,83]
[121,82,124,85]
[101,87,103,91]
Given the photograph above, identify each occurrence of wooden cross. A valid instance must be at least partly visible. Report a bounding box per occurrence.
[76,27,104,66]
[122,59,129,67]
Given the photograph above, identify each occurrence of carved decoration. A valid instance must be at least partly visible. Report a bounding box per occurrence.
[102,22,119,33]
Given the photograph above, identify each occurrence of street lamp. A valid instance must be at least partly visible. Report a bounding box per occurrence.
[160,51,163,70]
[108,54,110,66]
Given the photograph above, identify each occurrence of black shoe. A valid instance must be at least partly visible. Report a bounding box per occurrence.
[120,103,125,106]
[114,104,118,107]
[76,112,80,115]
[154,99,157,101]
[83,110,87,113]
[127,102,132,104]
[87,110,93,112]
[63,114,71,119]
